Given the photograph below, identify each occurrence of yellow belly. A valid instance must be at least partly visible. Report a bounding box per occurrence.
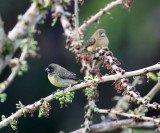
[48,74,77,87]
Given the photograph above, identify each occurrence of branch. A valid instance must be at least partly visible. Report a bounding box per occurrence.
[54,0,72,37]
[8,3,46,41]
[98,109,160,125]
[82,99,95,133]
[81,61,99,132]
[0,2,47,73]
[137,81,160,114]
[71,118,157,133]
[73,77,143,132]
[0,93,56,129]
[0,16,7,54]
[79,0,122,31]
[100,63,160,83]
[96,48,160,111]
[0,40,29,93]
[74,0,79,32]
[0,63,160,129]
[146,81,160,99]
[106,77,140,120]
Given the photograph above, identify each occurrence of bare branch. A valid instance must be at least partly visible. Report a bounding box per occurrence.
[100,63,160,83]
[98,109,160,125]
[0,93,56,129]
[137,81,160,114]
[74,0,79,32]
[71,118,157,133]
[79,0,122,31]
[146,81,160,99]
[0,16,7,54]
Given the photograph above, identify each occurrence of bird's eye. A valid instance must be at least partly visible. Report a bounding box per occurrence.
[48,66,54,72]
[45,65,55,73]
[50,66,54,71]
[48,66,52,69]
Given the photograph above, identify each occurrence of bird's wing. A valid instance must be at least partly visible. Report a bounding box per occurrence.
[85,36,96,48]
[58,68,79,80]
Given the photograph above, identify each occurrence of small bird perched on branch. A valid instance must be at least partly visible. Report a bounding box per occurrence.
[45,63,81,88]
[85,29,109,52]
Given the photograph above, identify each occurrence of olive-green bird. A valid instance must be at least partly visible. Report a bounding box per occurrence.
[45,63,81,88]
[85,29,109,52]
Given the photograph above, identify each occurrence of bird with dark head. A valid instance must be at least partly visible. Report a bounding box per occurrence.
[85,29,109,52]
[45,63,81,88]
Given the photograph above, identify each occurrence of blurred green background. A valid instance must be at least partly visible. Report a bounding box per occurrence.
[0,0,160,133]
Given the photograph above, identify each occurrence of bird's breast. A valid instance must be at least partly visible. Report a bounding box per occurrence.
[97,37,109,47]
[48,74,77,87]
[48,74,65,87]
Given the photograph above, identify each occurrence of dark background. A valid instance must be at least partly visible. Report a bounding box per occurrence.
[0,0,160,133]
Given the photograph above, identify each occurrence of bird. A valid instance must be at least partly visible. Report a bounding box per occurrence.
[85,29,109,52]
[45,63,81,88]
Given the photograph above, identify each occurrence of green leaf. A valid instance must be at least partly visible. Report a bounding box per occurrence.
[121,129,154,133]
[0,93,7,103]
[133,129,154,133]
[93,107,99,113]
[51,17,58,27]
[147,72,157,81]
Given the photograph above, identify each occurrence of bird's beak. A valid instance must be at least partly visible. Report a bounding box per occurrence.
[101,32,106,37]
[45,67,50,72]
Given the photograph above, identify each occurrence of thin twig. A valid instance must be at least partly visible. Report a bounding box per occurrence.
[98,109,160,125]
[115,76,140,111]
[0,93,56,129]
[0,16,7,54]
[74,0,79,32]
[132,76,141,87]
[0,40,29,93]
[100,63,160,83]
[137,81,160,114]
[71,118,157,133]
[79,0,122,31]
[106,77,141,120]
[146,81,160,99]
